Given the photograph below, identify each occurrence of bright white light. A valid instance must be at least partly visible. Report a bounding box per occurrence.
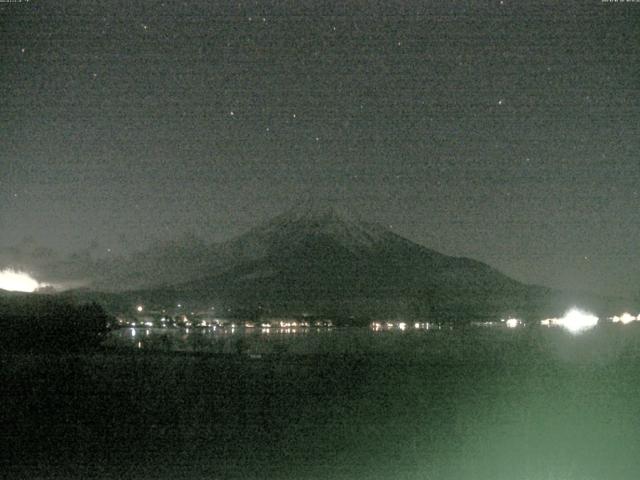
[504,318,520,329]
[0,268,44,292]
[611,313,637,325]
[398,322,407,331]
[136,305,144,312]
[558,308,599,334]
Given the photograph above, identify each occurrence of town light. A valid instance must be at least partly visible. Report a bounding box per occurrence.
[504,318,520,329]
[558,308,599,334]
[611,313,637,325]
[541,308,599,333]
[0,268,45,292]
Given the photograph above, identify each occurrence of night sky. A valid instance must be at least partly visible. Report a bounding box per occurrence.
[1,0,639,297]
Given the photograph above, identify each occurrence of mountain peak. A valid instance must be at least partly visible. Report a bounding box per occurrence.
[243,201,397,256]
[281,199,348,223]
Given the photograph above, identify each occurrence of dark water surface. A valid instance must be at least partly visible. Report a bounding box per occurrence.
[3,326,640,479]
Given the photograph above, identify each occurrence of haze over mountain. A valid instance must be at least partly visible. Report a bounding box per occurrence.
[163,203,541,320]
[75,202,629,321]
[3,203,636,320]
[101,202,520,289]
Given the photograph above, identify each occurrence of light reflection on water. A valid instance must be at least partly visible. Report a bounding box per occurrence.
[105,325,416,354]
[104,323,518,358]
[101,322,640,367]
[112,326,334,341]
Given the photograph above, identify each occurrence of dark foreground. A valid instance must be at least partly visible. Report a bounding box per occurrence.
[3,327,640,479]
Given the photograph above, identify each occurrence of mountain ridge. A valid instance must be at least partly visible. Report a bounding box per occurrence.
[64,206,638,321]
[138,206,548,320]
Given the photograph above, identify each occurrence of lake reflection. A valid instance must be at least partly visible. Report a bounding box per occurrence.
[106,325,345,354]
[12,322,640,480]
[104,323,529,360]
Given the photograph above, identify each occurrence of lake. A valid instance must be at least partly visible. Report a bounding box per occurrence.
[4,323,640,479]
[103,323,521,357]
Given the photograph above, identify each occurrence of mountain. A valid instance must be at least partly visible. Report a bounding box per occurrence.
[107,203,565,321]
[66,203,637,321]
[88,233,215,291]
